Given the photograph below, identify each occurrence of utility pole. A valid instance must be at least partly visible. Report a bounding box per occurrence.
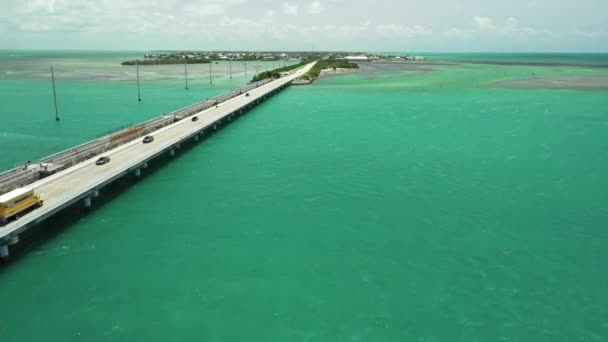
[184,58,189,90]
[136,61,142,102]
[51,66,60,121]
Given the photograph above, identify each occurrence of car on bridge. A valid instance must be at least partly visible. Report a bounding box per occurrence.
[192,116,199,122]
[245,93,250,97]
[96,156,110,165]
[143,136,154,144]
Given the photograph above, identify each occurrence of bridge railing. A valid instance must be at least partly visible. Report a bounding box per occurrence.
[167,80,272,119]
[0,79,275,195]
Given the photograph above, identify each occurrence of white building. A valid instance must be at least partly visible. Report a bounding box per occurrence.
[345,55,370,62]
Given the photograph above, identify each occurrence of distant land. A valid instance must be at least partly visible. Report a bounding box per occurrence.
[121,51,426,66]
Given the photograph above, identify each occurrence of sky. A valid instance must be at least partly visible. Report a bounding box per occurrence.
[0,0,607,52]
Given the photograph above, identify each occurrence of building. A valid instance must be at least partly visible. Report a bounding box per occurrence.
[344,55,370,62]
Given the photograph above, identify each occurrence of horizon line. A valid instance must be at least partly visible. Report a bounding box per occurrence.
[1,48,608,54]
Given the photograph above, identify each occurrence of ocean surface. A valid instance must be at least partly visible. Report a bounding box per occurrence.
[1,51,608,341]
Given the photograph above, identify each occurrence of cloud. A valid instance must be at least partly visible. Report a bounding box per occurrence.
[9,0,246,33]
[503,17,519,32]
[0,0,605,52]
[376,24,430,37]
[308,1,323,14]
[573,27,608,38]
[468,16,544,36]
[23,0,58,13]
[183,3,229,17]
[473,16,495,30]
[334,20,371,36]
[282,3,298,15]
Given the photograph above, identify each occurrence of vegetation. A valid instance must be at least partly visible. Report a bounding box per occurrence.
[121,58,210,66]
[121,51,423,67]
[250,60,311,82]
[297,59,359,81]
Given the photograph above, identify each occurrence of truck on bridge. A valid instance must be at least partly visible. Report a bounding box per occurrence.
[0,188,44,225]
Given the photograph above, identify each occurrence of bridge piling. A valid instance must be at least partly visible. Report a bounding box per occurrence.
[135,168,141,177]
[0,245,8,259]
[8,235,20,245]
[170,148,175,157]
[93,190,100,198]
[83,197,92,209]
[194,135,199,142]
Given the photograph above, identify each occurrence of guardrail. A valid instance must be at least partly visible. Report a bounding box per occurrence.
[0,79,275,195]
[0,166,39,188]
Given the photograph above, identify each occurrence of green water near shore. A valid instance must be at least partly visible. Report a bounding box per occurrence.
[1,52,608,341]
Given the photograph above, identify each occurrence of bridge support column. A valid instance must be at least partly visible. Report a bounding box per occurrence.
[213,125,217,131]
[0,245,8,259]
[142,162,148,168]
[93,190,100,198]
[8,235,19,245]
[176,143,181,149]
[84,197,92,209]
[135,168,141,177]
[194,135,199,142]
[170,149,175,157]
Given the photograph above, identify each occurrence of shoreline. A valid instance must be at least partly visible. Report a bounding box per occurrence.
[292,67,359,85]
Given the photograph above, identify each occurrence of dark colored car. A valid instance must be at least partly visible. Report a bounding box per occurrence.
[245,93,250,97]
[96,156,110,165]
[192,116,199,122]
[143,135,154,144]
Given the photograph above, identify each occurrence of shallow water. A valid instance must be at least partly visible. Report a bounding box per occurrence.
[0,52,607,341]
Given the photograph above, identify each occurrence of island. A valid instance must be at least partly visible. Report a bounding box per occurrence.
[295,59,359,83]
[121,51,426,66]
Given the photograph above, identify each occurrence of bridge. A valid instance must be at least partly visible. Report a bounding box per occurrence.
[0,62,315,258]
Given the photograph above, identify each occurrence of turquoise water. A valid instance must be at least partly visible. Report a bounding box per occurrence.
[1,53,608,341]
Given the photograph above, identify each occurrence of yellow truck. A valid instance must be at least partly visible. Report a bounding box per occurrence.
[0,188,44,224]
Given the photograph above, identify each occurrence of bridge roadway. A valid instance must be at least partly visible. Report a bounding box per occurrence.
[0,62,315,254]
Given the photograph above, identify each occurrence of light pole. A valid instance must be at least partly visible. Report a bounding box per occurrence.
[51,66,60,121]
[184,59,189,90]
[136,61,142,102]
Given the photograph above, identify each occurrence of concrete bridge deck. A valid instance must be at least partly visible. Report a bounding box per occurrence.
[0,62,314,257]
